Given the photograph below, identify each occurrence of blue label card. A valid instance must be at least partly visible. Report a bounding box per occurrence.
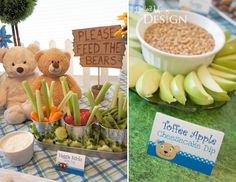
[55,151,86,176]
[147,112,224,175]
[179,0,212,15]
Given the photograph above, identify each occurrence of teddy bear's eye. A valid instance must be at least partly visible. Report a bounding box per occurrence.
[51,61,54,63]
[57,61,59,64]
[169,148,173,152]
[12,63,15,66]
[24,61,27,64]
[161,145,164,149]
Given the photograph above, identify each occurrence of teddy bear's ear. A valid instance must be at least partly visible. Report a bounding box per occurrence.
[0,48,8,63]
[174,146,180,152]
[64,52,71,61]
[35,51,44,62]
[27,43,40,55]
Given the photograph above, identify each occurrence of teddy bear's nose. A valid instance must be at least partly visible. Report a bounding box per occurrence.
[164,150,168,154]
[16,67,24,73]
[52,62,59,69]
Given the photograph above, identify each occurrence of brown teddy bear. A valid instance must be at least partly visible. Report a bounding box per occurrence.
[156,141,180,160]
[0,44,40,124]
[32,48,82,106]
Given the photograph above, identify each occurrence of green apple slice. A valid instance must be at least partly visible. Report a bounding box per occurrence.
[136,68,162,97]
[213,59,236,70]
[205,88,230,101]
[215,39,236,58]
[129,63,154,88]
[214,54,236,62]
[208,67,236,81]
[184,72,213,105]
[170,74,186,105]
[210,63,236,74]
[197,64,226,93]
[159,72,176,104]
[212,75,236,92]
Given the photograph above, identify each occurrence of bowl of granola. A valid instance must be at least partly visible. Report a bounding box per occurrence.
[136,10,225,74]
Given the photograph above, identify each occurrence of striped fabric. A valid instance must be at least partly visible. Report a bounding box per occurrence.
[0,73,127,182]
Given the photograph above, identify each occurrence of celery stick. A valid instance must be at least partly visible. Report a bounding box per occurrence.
[122,96,127,119]
[58,91,73,111]
[95,81,112,105]
[71,93,81,126]
[42,80,50,117]
[84,90,104,122]
[118,92,124,122]
[22,80,37,111]
[49,81,55,106]
[60,76,73,112]
[86,106,98,127]
[111,84,120,108]
[60,78,71,115]
[36,90,44,122]
[85,90,96,108]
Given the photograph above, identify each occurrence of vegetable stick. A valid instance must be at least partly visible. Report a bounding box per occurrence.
[60,78,71,115]
[60,76,73,112]
[111,84,120,108]
[22,80,37,111]
[71,93,81,126]
[58,91,73,111]
[50,111,63,122]
[95,81,112,105]
[49,106,58,120]
[31,111,39,122]
[85,90,96,107]
[118,92,124,122]
[86,106,98,127]
[49,81,55,106]
[36,90,44,122]
[42,80,50,117]
[107,114,120,129]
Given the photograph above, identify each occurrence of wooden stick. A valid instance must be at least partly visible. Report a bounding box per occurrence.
[15,23,21,46]
[11,24,17,46]
[98,67,100,87]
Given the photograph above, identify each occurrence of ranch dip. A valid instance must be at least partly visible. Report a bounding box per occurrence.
[0,132,33,153]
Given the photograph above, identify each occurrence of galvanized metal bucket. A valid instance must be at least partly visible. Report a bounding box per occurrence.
[100,124,127,143]
[32,119,61,136]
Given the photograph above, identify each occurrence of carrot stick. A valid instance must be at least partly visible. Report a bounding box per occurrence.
[49,106,58,120]
[31,111,39,122]
[50,111,63,122]
[44,117,49,122]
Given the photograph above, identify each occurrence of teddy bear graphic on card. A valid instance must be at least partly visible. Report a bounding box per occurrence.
[0,44,39,124]
[156,140,180,160]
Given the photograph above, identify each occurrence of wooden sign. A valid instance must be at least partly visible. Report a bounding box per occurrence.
[72,25,125,68]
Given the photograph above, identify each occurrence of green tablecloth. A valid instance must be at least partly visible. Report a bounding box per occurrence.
[129,91,236,181]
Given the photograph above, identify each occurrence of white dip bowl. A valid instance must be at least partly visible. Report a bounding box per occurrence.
[136,10,225,75]
[0,131,34,166]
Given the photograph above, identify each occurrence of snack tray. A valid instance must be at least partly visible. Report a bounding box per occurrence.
[35,139,127,160]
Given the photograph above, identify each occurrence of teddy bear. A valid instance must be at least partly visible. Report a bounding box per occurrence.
[32,48,82,106]
[156,141,180,160]
[0,44,40,124]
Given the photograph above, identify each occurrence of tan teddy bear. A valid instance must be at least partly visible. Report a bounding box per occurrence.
[32,48,82,106]
[0,44,40,124]
[156,142,180,160]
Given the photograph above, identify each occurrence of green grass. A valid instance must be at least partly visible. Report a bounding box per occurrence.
[129,91,236,182]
